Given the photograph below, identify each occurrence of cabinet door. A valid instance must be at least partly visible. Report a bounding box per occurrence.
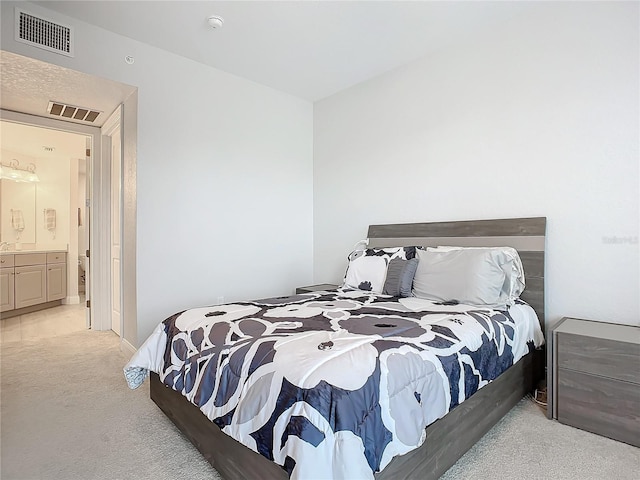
[15,265,47,309]
[1,267,15,312]
[47,263,67,301]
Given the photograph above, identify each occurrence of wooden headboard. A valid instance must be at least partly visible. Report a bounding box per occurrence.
[367,217,546,329]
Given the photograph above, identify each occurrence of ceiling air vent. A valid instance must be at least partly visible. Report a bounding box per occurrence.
[48,101,101,123]
[15,8,74,57]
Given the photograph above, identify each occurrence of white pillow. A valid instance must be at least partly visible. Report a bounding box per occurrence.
[427,246,525,303]
[413,248,516,308]
[343,255,389,293]
[342,247,417,294]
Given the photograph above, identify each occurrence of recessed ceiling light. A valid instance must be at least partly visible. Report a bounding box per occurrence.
[43,146,55,152]
[207,15,224,29]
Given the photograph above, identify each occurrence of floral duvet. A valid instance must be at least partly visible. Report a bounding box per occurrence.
[125,289,543,480]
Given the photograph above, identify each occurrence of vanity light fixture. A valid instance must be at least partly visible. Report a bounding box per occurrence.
[0,159,40,182]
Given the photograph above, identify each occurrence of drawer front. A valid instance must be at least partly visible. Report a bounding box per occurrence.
[14,253,47,267]
[0,255,15,268]
[47,252,67,264]
[558,369,640,447]
[557,332,640,384]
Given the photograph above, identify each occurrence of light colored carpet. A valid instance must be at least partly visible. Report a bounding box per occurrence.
[1,330,218,480]
[440,395,640,480]
[1,329,638,480]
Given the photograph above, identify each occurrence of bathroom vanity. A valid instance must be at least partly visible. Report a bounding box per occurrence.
[1,250,67,317]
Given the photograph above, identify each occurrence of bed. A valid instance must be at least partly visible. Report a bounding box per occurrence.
[126,217,546,480]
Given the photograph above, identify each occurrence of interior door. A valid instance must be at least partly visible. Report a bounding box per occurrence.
[109,124,122,336]
[100,107,122,336]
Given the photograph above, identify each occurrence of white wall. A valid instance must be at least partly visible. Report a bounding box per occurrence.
[34,155,71,251]
[67,155,79,303]
[1,2,314,344]
[314,2,639,327]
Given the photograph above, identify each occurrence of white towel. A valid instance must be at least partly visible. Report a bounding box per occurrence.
[44,208,56,230]
[11,209,24,231]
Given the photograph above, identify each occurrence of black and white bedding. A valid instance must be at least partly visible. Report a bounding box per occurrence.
[125,289,543,480]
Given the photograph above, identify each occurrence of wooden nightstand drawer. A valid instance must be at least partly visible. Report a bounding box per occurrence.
[558,369,640,447]
[557,332,640,384]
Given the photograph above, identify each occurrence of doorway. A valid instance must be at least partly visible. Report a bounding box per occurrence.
[0,51,138,350]
[0,120,89,312]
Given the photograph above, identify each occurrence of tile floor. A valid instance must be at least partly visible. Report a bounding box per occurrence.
[1,298,87,344]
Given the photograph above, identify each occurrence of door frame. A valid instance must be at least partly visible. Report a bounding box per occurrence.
[0,109,106,329]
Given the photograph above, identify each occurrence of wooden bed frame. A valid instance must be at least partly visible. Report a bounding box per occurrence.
[150,217,547,480]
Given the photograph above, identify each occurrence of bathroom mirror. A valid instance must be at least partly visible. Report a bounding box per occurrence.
[0,178,36,245]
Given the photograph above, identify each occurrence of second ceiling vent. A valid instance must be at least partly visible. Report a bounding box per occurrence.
[48,101,101,123]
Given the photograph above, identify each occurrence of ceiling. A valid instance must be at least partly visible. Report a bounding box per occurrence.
[1,51,136,127]
[0,120,87,164]
[35,0,536,101]
[1,50,130,176]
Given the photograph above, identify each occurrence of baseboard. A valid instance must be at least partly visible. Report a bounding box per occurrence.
[63,295,80,305]
[1,300,62,318]
[120,338,137,358]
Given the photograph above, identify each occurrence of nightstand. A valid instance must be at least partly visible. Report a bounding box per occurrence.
[295,284,339,294]
[549,317,640,446]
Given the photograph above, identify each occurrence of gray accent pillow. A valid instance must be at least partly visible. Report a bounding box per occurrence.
[383,258,419,297]
[412,249,511,307]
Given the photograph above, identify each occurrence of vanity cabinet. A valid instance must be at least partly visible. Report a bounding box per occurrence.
[0,251,67,315]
